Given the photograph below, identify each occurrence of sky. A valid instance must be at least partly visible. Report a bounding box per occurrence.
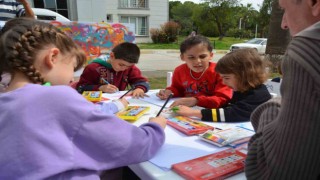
[170,0,264,10]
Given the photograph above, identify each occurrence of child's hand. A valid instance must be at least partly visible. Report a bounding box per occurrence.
[99,84,119,93]
[170,97,198,107]
[129,88,148,99]
[149,116,167,129]
[157,89,173,100]
[172,105,202,118]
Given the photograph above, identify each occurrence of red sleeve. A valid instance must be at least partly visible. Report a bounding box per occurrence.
[127,65,150,92]
[76,63,101,91]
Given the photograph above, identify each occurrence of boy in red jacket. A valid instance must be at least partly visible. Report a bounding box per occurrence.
[77,42,149,98]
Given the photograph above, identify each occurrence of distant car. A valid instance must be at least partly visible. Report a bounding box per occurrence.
[230,38,267,54]
[32,8,70,22]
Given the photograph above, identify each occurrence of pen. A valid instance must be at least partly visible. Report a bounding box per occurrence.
[156,93,173,117]
[101,78,109,85]
[101,78,119,92]
[119,87,134,99]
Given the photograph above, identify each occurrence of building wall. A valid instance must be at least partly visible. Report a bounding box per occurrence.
[76,0,169,43]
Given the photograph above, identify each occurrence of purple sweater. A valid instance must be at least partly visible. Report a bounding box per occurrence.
[0,84,165,179]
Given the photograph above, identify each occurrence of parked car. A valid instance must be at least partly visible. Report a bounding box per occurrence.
[32,8,70,22]
[230,38,267,54]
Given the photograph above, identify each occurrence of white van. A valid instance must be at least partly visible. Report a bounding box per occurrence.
[32,8,70,22]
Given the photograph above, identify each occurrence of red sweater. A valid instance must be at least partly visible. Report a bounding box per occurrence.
[76,60,149,93]
[167,62,232,108]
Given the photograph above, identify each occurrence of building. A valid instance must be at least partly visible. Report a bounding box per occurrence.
[27,0,169,43]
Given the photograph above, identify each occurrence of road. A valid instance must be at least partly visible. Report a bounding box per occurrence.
[74,50,227,78]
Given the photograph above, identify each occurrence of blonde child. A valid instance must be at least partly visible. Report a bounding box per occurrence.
[157,35,232,108]
[173,48,271,122]
[0,18,166,179]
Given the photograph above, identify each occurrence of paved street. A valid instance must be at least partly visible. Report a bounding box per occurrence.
[74,50,228,78]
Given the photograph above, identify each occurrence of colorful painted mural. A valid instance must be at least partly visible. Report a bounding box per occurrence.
[49,21,135,64]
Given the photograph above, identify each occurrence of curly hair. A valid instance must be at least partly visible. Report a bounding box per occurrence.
[0,18,86,84]
[215,48,268,92]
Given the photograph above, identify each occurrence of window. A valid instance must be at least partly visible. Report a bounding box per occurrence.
[120,16,148,36]
[33,0,69,19]
[106,14,113,23]
[119,0,148,8]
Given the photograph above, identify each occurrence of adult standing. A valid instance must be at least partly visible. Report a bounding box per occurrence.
[245,0,320,179]
[0,0,35,21]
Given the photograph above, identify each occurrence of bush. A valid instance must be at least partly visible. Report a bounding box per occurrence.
[150,21,180,43]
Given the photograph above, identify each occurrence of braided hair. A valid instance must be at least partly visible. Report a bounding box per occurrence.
[0,18,86,84]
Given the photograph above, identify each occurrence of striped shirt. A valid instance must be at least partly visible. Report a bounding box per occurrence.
[245,21,320,179]
[0,0,25,21]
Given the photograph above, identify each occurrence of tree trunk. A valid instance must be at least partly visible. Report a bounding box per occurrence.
[266,0,291,55]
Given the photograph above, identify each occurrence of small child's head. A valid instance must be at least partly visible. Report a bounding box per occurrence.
[0,18,86,86]
[109,42,140,72]
[215,48,267,92]
[179,35,213,73]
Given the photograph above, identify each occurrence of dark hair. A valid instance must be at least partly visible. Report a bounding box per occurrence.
[180,35,213,54]
[0,18,86,84]
[215,48,268,92]
[112,42,140,63]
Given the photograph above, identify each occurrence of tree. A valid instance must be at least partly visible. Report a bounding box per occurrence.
[203,0,239,40]
[265,0,291,73]
[266,0,290,54]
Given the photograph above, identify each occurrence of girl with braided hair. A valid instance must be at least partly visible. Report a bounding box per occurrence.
[0,18,166,179]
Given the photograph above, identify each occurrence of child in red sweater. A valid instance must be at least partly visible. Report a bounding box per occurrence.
[157,35,232,108]
[76,42,149,98]
[172,49,271,122]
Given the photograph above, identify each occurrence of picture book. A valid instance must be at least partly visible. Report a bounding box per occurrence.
[167,116,215,135]
[172,148,246,180]
[82,91,102,102]
[116,106,150,121]
[199,127,255,147]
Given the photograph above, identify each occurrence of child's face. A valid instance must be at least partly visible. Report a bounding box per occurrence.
[45,52,77,85]
[180,44,213,73]
[220,73,238,91]
[110,58,134,72]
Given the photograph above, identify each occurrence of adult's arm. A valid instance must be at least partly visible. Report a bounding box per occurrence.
[18,0,35,19]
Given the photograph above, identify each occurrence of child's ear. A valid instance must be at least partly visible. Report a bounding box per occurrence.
[44,48,60,69]
[109,52,115,60]
[180,54,186,62]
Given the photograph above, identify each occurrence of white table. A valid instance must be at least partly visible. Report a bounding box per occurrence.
[102,90,249,180]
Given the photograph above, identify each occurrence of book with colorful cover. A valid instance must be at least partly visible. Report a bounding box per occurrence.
[167,116,215,135]
[199,127,255,147]
[116,106,150,121]
[82,91,102,102]
[172,148,246,180]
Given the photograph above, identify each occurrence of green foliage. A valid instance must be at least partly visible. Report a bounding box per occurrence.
[149,21,181,43]
[148,77,168,89]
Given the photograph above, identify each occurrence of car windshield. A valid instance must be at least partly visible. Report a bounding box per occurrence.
[246,39,265,44]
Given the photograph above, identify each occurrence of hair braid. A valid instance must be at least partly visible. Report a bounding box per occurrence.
[0,18,86,85]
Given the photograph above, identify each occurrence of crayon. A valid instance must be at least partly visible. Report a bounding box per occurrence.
[171,106,179,113]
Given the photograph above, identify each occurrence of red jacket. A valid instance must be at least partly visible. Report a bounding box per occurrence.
[167,62,232,108]
[76,60,149,93]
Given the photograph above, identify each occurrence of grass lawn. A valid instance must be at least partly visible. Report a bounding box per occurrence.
[148,77,167,89]
[137,36,248,50]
